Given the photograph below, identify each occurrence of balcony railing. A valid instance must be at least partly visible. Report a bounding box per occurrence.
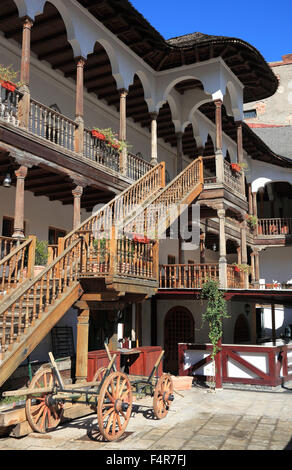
[223,160,242,194]
[257,218,292,237]
[0,236,16,261]
[159,264,246,289]
[0,83,153,181]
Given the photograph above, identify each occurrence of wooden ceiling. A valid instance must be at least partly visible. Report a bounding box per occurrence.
[0,152,113,211]
[0,1,290,170]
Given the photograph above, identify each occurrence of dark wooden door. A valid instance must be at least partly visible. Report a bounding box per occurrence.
[234,314,250,343]
[164,307,194,374]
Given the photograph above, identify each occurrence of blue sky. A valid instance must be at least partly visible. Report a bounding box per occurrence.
[131,0,290,63]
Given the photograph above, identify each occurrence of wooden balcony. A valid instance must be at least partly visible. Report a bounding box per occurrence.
[0,84,153,182]
[257,218,292,237]
[159,264,246,290]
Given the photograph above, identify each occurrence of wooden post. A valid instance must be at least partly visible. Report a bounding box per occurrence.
[74,57,86,154]
[176,132,183,175]
[236,121,243,164]
[254,249,260,287]
[252,192,258,218]
[251,252,255,286]
[215,338,223,389]
[150,112,158,166]
[119,89,128,175]
[72,185,83,229]
[200,232,206,264]
[27,235,36,278]
[218,209,227,288]
[76,309,90,383]
[12,165,28,240]
[214,99,223,152]
[18,17,33,129]
[248,184,253,215]
[271,304,276,346]
[241,220,249,288]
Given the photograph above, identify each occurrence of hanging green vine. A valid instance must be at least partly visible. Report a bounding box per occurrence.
[200,279,230,360]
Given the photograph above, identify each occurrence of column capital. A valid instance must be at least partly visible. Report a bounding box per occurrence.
[15,165,28,179]
[21,16,34,28]
[75,56,87,67]
[150,112,158,121]
[214,98,223,107]
[72,185,84,198]
[217,208,225,219]
[119,88,128,98]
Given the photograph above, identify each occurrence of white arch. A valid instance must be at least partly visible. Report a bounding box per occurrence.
[128,70,156,113]
[226,80,243,122]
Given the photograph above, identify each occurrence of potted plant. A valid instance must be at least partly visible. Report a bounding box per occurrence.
[0,64,21,92]
[92,237,107,272]
[246,214,258,230]
[232,263,251,274]
[34,240,48,275]
[230,163,241,173]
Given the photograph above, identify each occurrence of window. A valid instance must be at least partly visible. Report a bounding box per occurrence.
[48,227,67,245]
[2,216,14,238]
[168,255,176,265]
[244,109,257,119]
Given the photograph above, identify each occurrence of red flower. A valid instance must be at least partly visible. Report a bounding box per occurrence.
[91,130,106,140]
[0,80,16,92]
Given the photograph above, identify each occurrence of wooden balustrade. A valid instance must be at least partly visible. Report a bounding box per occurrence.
[115,236,156,280]
[0,238,81,357]
[29,99,77,151]
[0,237,35,299]
[0,83,22,126]
[159,263,247,289]
[123,157,203,238]
[64,162,165,248]
[47,244,58,264]
[0,237,16,261]
[159,264,219,289]
[257,218,292,236]
[127,152,153,181]
[1,88,154,181]
[83,129,120,172]
[227,265,246,289]
[223,160,242,194]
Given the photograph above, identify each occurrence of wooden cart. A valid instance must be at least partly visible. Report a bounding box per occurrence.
[3,348,174,442]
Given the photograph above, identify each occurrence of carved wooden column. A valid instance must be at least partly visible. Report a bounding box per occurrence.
[236,121,245,195]
[251,252,255,285]
[150,112,158,166]
[75,309,90,383]
[13,165,28,240]
[254,248,260,287]
[119,89,128,175]
[259,188,265,218]
[72,185,83,229]
[217,209,227,288]
[248,184,253,215]
[200,232,206,264]
[214,100,224,183]
[240,220,249,288]
[252,191,258,218]
[74,57,86,154]
[176,132,183,175]
[18,17,33,129]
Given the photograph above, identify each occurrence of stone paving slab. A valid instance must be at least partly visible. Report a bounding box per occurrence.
[1,385,292,451]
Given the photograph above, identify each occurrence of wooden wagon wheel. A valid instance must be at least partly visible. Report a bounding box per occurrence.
[97,371,132,441]
[93,367,106,383]
[25,368,63,434]
[153,373,174,419]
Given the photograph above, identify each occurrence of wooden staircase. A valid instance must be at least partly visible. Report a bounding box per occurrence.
[0,158,204,387]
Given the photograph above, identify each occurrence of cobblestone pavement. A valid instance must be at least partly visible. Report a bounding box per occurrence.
[1,385,292,451]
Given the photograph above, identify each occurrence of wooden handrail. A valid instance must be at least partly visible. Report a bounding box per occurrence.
[0,236,16,261]
[123,157,203,239]
[64,162,165,248]
[0,237,35,299]
[257,218,292,236]
[0,238,82,358]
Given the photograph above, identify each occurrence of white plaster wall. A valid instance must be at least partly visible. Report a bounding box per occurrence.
[259,247,292,284]
[0,185,88,240]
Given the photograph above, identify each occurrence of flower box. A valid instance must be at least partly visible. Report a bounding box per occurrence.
[234,266,240,273]
[91,130,106,140]
[230,163,241,172]
[133,233,150,244]
[0,80,16,92]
